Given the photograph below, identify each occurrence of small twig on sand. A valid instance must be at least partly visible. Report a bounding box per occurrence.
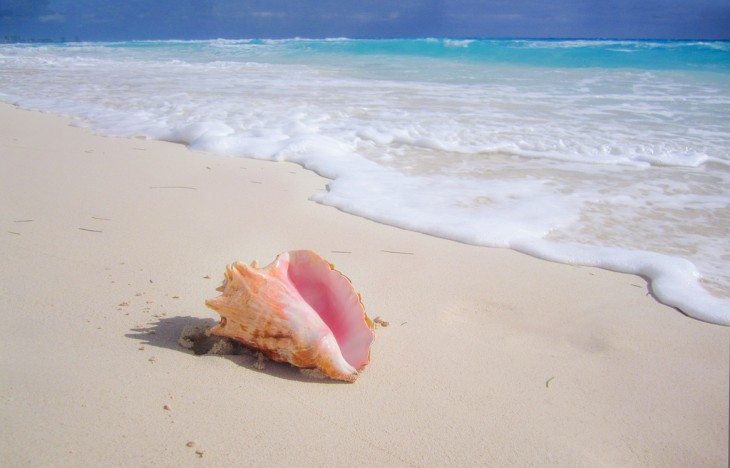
[380,249,414,255]
[79,228,103,233]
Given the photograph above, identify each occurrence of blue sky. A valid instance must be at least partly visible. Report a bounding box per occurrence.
[2,0,729,41]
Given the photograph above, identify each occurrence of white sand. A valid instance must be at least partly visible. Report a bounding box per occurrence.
[1,103,727,466]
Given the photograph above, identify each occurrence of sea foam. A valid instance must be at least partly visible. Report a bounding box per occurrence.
[1,38,729,325]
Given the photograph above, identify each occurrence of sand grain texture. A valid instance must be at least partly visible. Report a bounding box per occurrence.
[0,103,727,466]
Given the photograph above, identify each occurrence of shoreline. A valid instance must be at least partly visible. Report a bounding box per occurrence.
[1,103,727,465]
[3,39,729,328]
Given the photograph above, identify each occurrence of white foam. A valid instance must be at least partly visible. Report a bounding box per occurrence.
[443,39,474,48]
[512,239,730,326]
[2,40,729,325]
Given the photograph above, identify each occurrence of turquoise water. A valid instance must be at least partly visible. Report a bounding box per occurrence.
[1,38,729,324]
[240,38,730,71]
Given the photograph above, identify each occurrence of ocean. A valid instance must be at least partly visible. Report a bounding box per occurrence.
[1,38,728,325]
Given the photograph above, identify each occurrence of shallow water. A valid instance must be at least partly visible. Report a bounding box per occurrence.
[1,38,728,324]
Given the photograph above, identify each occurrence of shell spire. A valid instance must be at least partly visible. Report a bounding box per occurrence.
[205,250,375,382]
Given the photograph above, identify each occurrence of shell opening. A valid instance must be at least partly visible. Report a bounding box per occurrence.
[284,251,373,371]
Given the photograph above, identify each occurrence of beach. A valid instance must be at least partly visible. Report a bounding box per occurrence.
[0,102,727,465]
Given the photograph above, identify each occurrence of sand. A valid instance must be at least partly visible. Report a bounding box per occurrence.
[1,102,727,466]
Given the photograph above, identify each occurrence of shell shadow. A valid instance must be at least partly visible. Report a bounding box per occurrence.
[125,315,344,384]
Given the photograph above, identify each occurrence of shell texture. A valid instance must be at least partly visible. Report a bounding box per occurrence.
[205,250,375,382]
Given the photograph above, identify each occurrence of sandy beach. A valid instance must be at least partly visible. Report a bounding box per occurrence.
[1,102,727,465]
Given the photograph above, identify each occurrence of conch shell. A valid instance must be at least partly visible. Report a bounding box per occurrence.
[205,250,375,382]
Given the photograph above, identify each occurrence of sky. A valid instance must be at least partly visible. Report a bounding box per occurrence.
[1,0,729,42]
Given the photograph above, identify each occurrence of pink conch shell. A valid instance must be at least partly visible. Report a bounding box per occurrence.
[205,250,375,382]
